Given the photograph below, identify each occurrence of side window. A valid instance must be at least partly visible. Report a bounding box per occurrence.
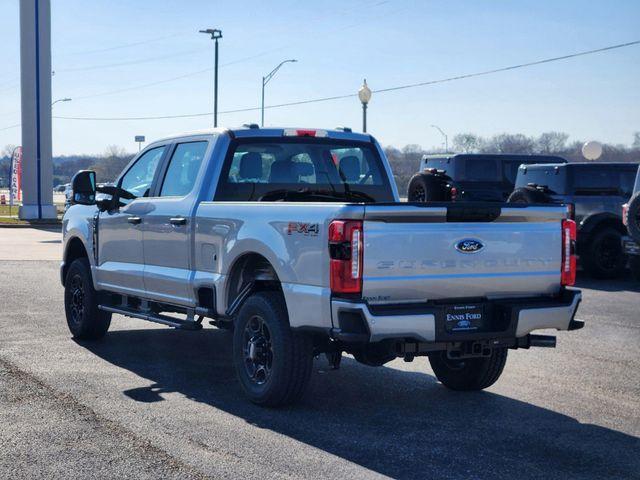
[463,158,499,181]
[119,146,165,204]
[160,141,208,197]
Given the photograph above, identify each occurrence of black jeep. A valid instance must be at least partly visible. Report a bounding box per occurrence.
[510,162,640,279]
[407,154,566,202]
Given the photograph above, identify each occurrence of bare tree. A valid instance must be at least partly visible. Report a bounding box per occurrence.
[633,132,640,149]
[482,133,535,154]
[536,132,569,154]
[1,144,18,160]
[90,145,133,182]
[452,133,482,153]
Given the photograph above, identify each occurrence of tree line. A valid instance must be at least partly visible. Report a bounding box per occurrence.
[0,144,133,188]
[1,131,639,191]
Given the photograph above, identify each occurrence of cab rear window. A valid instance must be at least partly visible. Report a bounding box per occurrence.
[215,138,394,202]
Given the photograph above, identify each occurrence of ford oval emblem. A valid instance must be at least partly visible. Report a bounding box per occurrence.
[455,239,484,254]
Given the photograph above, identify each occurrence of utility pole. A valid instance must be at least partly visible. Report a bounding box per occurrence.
[199,28,223,127]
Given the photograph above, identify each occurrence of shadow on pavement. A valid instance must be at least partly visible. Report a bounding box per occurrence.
[81,329,639,480]
[576,275,640,292]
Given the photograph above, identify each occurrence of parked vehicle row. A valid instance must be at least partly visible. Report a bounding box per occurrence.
[407,153,566,203]
[408,153,639,279]
[62,126,582,407]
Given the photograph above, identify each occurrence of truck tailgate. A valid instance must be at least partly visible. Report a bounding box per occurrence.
[362,204,567,303]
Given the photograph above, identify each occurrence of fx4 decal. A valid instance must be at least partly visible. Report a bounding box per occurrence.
[287,222,320,237]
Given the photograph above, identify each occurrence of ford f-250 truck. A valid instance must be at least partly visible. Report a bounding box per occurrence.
[62,126,583,407]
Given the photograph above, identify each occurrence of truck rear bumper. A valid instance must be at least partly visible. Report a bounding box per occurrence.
[330,288,581,343]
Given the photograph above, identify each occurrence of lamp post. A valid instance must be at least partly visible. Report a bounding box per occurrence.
[51,97,71,107]
[358,79,372,133]
[430,124,448,152]
[199,28,223,127]
[261,59,297,127]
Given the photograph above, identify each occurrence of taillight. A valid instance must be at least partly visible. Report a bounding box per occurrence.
[450,186,458,201]
[622,203,629,227]
[329,220,363,294]
[561,219,577,286]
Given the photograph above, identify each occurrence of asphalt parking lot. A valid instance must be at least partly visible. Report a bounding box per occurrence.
[0,228,638,479]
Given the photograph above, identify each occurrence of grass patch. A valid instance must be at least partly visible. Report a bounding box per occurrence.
[0,204,20,216]
[0,204,65,216]
[0,216,61,226]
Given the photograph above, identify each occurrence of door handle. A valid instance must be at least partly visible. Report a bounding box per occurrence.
[169,217,187,226]
[127,216,142,225]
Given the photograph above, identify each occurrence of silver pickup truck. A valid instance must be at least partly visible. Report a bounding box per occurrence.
[62,126,583,406]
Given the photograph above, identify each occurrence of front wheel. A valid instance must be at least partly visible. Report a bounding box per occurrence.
[428,348,508,391]
[64,258,111,340]
[232,291,313,407]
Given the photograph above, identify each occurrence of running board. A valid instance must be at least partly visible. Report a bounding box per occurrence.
[98,305,203,330]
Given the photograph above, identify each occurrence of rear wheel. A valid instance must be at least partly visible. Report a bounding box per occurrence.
[407,174,447,202]
[232,291,313,407]
[581,228,626,279]
[64,258,111,340]
[428,348,508,391]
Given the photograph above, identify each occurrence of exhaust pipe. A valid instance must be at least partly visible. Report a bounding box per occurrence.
[527,334,556,348]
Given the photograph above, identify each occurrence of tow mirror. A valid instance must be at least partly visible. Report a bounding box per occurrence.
[71,170,97,205]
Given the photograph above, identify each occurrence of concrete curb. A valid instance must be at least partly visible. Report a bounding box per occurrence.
[0,222,61,229]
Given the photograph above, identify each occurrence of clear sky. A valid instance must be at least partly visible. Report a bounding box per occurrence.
[0,0,639,155]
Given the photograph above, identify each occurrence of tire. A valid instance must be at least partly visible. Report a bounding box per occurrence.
[581,227,626,279]
[64,258,111,340]
[626,193,640,242]
[629,256,640,282]
[407,174,447,202]
[428,348,508,391]
[232,291,313,407]
[507,186,550,204]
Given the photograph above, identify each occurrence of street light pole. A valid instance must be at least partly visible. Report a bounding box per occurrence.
[51,97,71,107]
[261,59,297,127]
[358,79,372,133]
[430,124,448,152]
[199,28,223,127]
